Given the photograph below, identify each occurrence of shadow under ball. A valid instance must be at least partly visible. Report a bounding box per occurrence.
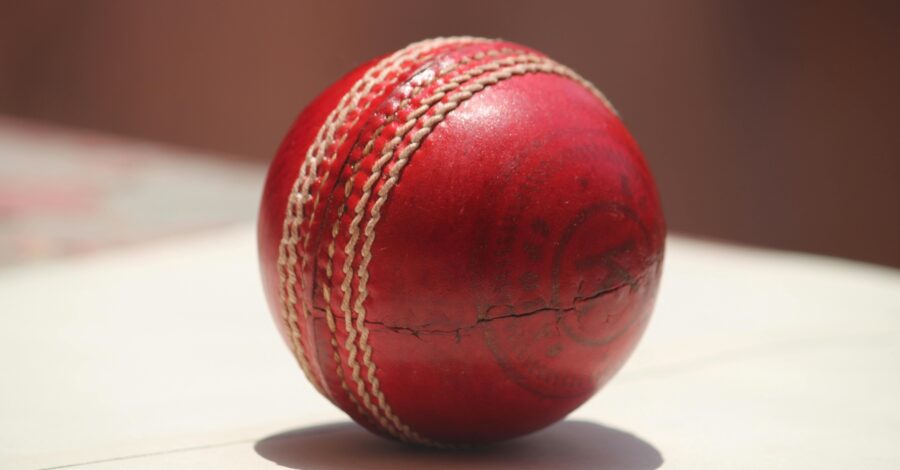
[258,37,665,446]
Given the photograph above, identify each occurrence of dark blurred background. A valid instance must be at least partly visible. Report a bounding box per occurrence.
[1,1,898,266]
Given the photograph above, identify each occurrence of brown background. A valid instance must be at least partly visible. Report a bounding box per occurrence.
[2,1,898,267]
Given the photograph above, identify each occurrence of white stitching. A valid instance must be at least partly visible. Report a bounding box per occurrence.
[341,55,569,447]
[321,45,519,439]
[276,37,477,399]
[347,57,612,446]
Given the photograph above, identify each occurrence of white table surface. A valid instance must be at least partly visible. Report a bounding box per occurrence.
[2,226,899,469]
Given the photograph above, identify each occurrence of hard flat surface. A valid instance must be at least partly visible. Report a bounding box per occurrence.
[2,225,899,469]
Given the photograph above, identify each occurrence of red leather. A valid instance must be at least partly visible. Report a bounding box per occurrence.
[259,38,665,445]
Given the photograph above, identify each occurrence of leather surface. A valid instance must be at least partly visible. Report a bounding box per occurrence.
[259,38,665,444]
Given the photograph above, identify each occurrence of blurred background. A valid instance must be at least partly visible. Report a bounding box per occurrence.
[1,0,898,267]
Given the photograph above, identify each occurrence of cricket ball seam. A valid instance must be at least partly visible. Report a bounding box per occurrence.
[342,56,606,446]
[339,54,557,446]
[298,40,500,268]
[279,37,464,397]
[295,37,476,268]
[323,46,538,443]
[320,44,523,436]
[276,37,476,398]
[341,54,548,431]
[294,37,480,281]
[296,38,479,414]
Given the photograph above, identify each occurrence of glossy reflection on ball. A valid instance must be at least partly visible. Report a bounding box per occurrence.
[258,37,665,446]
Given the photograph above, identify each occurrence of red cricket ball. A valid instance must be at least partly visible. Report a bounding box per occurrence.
[258,37,665,446]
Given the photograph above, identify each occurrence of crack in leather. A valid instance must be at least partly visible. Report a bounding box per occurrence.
[309,272,647,338]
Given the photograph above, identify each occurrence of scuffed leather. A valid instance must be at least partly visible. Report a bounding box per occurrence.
[259,39,665,444]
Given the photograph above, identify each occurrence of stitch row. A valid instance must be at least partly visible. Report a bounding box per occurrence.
[320,44,521,441]
[326,46,537,445]
[293,37,482,274]
[348,58,612,446]
[276,37,475,399]
[294,36,485,296]
[338,53,560,446]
